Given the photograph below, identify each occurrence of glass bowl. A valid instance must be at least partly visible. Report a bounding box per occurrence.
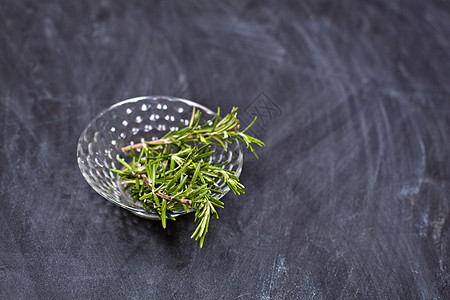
[77,96,243,219]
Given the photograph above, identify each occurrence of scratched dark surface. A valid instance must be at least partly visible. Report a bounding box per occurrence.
[1,0,449,299]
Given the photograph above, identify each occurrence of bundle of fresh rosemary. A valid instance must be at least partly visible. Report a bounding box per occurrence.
[111,107,264,247]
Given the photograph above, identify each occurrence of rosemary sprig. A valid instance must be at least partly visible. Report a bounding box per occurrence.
[111,107,264,247]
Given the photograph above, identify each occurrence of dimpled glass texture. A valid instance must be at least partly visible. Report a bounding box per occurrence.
[77,96,243,219]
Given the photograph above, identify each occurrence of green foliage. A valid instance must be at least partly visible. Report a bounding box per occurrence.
[112,107,264,247]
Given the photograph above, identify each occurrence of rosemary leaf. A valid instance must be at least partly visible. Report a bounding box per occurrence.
[112,106,264,247]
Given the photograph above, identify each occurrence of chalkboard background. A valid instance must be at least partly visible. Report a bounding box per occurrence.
[1,1,449,299]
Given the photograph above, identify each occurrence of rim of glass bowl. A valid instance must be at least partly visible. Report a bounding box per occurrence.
[77,95,244,219]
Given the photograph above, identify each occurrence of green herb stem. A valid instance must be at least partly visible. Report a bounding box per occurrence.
[111,106,264,247]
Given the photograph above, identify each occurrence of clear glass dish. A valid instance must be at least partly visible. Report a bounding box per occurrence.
[77,96,243,219]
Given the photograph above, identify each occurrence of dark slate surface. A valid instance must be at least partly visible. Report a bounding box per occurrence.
[1,1,449,299]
